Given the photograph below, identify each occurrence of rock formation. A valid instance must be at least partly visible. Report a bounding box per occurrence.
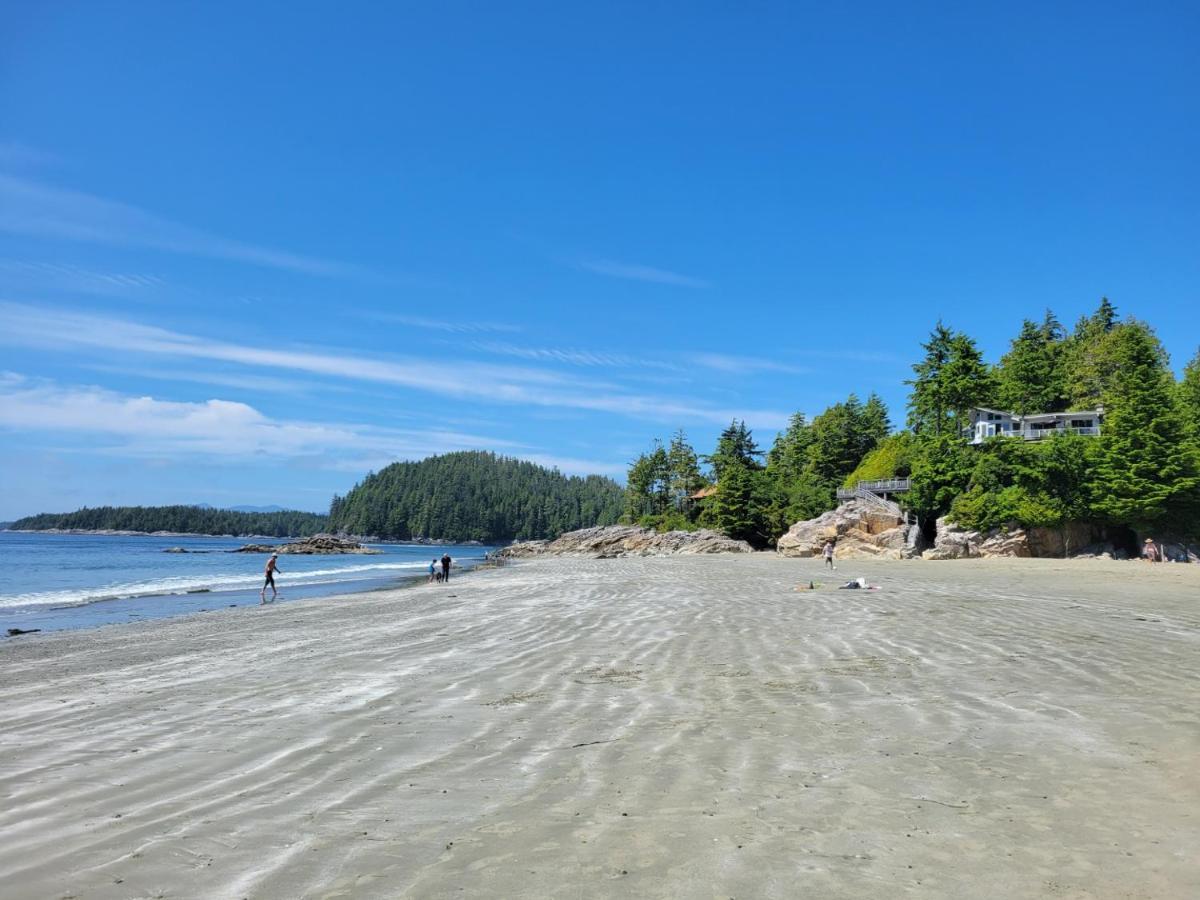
[921,518,1129,559]
[776,500,922,560]
[233,534,382,555]
[496,525,754,559]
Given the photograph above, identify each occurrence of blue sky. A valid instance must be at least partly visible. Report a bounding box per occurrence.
[1,1,1197,518]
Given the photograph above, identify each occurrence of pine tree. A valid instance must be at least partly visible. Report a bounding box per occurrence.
[997,315,1069,414]
[1179,348,1200,436]
[666,430,704,511]
[1065,297,1123,408]
[1090,323,1199,530]
[907,323,994,435]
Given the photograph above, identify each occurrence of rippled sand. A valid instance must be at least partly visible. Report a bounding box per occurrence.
[1,557,1198,899]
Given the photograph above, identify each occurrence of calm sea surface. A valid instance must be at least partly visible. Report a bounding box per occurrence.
[0,531,496,634]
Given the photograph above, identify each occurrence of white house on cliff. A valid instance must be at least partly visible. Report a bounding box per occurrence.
[966,407,1103,445]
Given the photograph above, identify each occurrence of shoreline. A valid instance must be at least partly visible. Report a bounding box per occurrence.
[2,527,493,545]
[1,559,494,637]
[2,555,1196,898]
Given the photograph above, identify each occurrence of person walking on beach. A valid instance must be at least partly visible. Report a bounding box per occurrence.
[261,553,281,603]
[1142,538,1161,562]
[428,559,438,583]
[440,552,452,583]
[822,540,835,570]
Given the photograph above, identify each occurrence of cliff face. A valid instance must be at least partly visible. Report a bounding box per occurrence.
[776,500,923,560]
[496,525,754,559]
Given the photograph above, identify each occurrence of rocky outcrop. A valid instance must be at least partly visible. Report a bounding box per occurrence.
[923,519,1114,559]
[233,534,382,555]
[776,500,923,560]
[496,525,754,559]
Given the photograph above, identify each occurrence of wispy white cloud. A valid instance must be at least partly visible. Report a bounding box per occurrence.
[580,258,711,289]
[0,258,165,298]
[0,175,361,278]
[689,352,811,376]
[472,340,683,371]
[0,302,790,430]
[367,312,522,334]
[0,373,523,465]
[81,364,325,395]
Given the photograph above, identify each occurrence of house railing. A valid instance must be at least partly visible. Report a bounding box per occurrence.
[969,425,1102,443]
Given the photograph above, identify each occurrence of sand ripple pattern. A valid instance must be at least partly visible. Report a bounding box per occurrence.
[1,556,1198,899]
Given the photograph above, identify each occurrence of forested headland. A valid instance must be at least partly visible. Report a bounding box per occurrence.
[326,451,623,543]
[623,299,1200,550]
[10,506,329,537]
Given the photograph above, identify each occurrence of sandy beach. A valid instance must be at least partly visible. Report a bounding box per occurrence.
[1,556,1197,899]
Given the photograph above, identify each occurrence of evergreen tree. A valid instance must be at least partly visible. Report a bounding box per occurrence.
[666,430,704,510]
[907,323,995,435]
[1178,348,1200,436]
[766,413,813,482]
[997,313,1069,413]
[706,420,762,481]
[1065,297,1123,408]
[1090,322,1199,530]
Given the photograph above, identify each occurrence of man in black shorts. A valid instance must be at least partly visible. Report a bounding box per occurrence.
[261,553,281,603]
[440,553,452,583]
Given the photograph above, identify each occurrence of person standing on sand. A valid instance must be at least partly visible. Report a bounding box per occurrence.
[429,559,438,583]
[261,553,281,603]
[441,552,452,583]
[1142,538,1160,562]
[822,540,835,570]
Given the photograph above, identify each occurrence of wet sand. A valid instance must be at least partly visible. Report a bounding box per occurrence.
[1,556,1197,899]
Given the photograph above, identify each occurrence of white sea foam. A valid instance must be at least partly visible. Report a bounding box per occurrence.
[0,561,428,610]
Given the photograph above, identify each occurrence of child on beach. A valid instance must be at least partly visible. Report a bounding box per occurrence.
[822,540,835,570]
[429,559,438,583]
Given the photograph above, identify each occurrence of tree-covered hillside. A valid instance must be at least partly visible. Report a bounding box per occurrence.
[620,298,1200,550]
[10,506,328,537]
[326,451,624,542]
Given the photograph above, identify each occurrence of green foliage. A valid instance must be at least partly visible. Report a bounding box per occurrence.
[625,431,706,523]
[1088,322,1200,530]
[842,433,914,488]
[1179,348,1200,436]
[705,420,762,482]
[906,434,976,519]
[700,463,771,545]
[12,506,327,537]
[907,322,995,436]
[996,312,1070,414]
[328,451,623,542]
[764,394,892,535]
[1064,297,1126,408]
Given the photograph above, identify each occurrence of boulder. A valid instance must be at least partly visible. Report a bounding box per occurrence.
[496,525,753,559]
[923,520,1111,559]
[922,517,980,559]
[777,500,922,560]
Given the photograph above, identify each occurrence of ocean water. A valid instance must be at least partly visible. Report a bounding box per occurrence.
[0,531,497,634]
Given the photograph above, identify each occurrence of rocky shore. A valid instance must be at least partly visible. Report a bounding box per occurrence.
[777,501,1200,562]
[497,525,754,558]
[232,534,382,555]
[776,499,923,560]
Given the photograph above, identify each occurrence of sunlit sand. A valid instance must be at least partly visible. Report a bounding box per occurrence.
[1,557,1197,899]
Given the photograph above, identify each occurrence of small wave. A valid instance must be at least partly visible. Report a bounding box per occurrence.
[0,561,428,610]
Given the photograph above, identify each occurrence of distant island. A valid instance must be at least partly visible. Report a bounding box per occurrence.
[9,506,329,539]
[10,452,626,545]
[327,451,624,542]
